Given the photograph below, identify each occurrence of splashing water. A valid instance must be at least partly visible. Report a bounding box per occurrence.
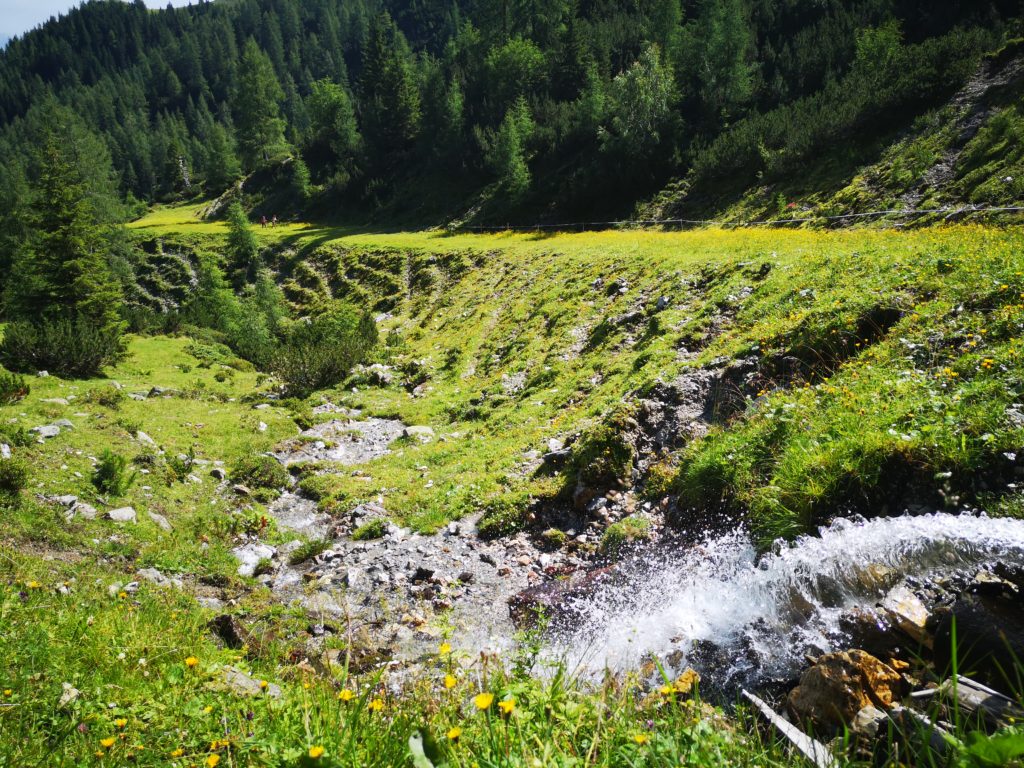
[550,513,1024,691]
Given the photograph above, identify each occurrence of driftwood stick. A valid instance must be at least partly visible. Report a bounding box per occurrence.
[742,690,838,768]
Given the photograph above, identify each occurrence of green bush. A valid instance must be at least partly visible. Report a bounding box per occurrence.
[0,458,29,499]
[92,449,138,497]
[271,303,378,397]
[231,454,289,490]
[0,424,33,447]
[0,318,127,378]
[0,372,29,405]
[82,385,125,409]
[478,493,531,539]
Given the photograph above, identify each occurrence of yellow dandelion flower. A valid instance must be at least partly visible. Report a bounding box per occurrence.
[444,674,457,690]
[368,698,385,712]
[447,726,462,742]
[633,734,650,745]
[338,689,356,702]
[27,580,41,589]
[497,698,516,717]
[438,642,452,656]
[473,692,494,711]
[114,718,128,728]
[206,755,221,768]
[658,685,673,696]
[203,705,213,714]
[3,690,11,697]
[185,656,199,668]
[170,748,185,757]
[118,591,128,600]
[259,680,269,690]
[308,746,325,759]
[100,737,116,749]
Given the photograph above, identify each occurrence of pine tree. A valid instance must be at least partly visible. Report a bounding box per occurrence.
[225,200,261,283]
[233,39,289,172]
[488,96,534,199]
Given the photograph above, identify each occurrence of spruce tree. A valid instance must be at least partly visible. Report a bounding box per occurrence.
[233,39,289,172]
[225,201,261,283]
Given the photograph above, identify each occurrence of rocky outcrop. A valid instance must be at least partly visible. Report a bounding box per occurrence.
[788,650,907,729]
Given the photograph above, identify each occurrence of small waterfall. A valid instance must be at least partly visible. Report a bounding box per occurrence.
[551,513,1024,690]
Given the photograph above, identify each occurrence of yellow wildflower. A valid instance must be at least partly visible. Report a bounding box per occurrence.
[368,698,384,712]
[447,726,462,742]
[338,689,356,702]
[206,756,221,768]
[100,737,116,748]
[259,680,269,690]
[27,580,41,589]
[114,718,128,728]
[658,685,673,696]
[444,674,457,690]
[170,748,185,757]
[633,734,650,745]
[185,656,199,668]
[3,690,11,697]
[203,705,213,714]
[497,698,516,717]
[308,746,325,759]
[473,692,494,710]
[438,642,452,656]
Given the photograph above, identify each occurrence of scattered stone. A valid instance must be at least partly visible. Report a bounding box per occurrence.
[232,484,252,496]
[787,650,907,729]
[30,425,61,439]
[232,543,276,577]
[147,511,172,532]
[58,682,81,708]
[258,422,268,433]
[69,502,98,520]
[220,666,281,698]
[136,567,181,588]
[880,585,932,647]
[0,444,9,459]
[136,431,156,446]
[53,419,74,429]
[105,507,137,524]
[210,467,226,480]
[37,370,48,378]
[41,398,69,406]
[403,425,435,441]
[656,296,672,311]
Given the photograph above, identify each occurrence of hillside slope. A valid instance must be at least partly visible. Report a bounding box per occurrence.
[3,216,1024,763]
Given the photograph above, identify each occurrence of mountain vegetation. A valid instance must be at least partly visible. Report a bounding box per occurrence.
[0,0,1019,238]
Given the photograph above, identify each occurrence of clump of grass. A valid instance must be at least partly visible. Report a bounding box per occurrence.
[288,538,331,565]
[231,454,289,491]
[600,515,653,556]
[92,449,138,497]
[477,493,531,540]
[352,518,389,541]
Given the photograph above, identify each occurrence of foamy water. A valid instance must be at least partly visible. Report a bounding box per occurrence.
[551,513,1024,689]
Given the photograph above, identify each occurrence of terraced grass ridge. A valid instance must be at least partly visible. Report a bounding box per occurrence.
[2,207,1023,765]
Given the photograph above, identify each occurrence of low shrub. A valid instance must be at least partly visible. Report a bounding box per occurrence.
[0,424,33,447]
[92,449,138,497]
[82,385,125,409]
[0,372,29,405]
[0,458,29,499]
[477,493,531,539]
[0,318,127,378]
[231,454,289,490]
[271,303,377,397]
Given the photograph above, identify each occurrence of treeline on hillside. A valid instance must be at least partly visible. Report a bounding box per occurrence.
[0,0,1018,228]
[0,105,376,391]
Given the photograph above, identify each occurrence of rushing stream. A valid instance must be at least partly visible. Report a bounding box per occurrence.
[551,512,1024,691]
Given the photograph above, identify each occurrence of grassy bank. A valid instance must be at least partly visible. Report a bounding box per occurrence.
[3,209,1024,763]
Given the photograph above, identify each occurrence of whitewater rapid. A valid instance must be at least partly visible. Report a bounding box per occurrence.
[550,512,1024,690]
